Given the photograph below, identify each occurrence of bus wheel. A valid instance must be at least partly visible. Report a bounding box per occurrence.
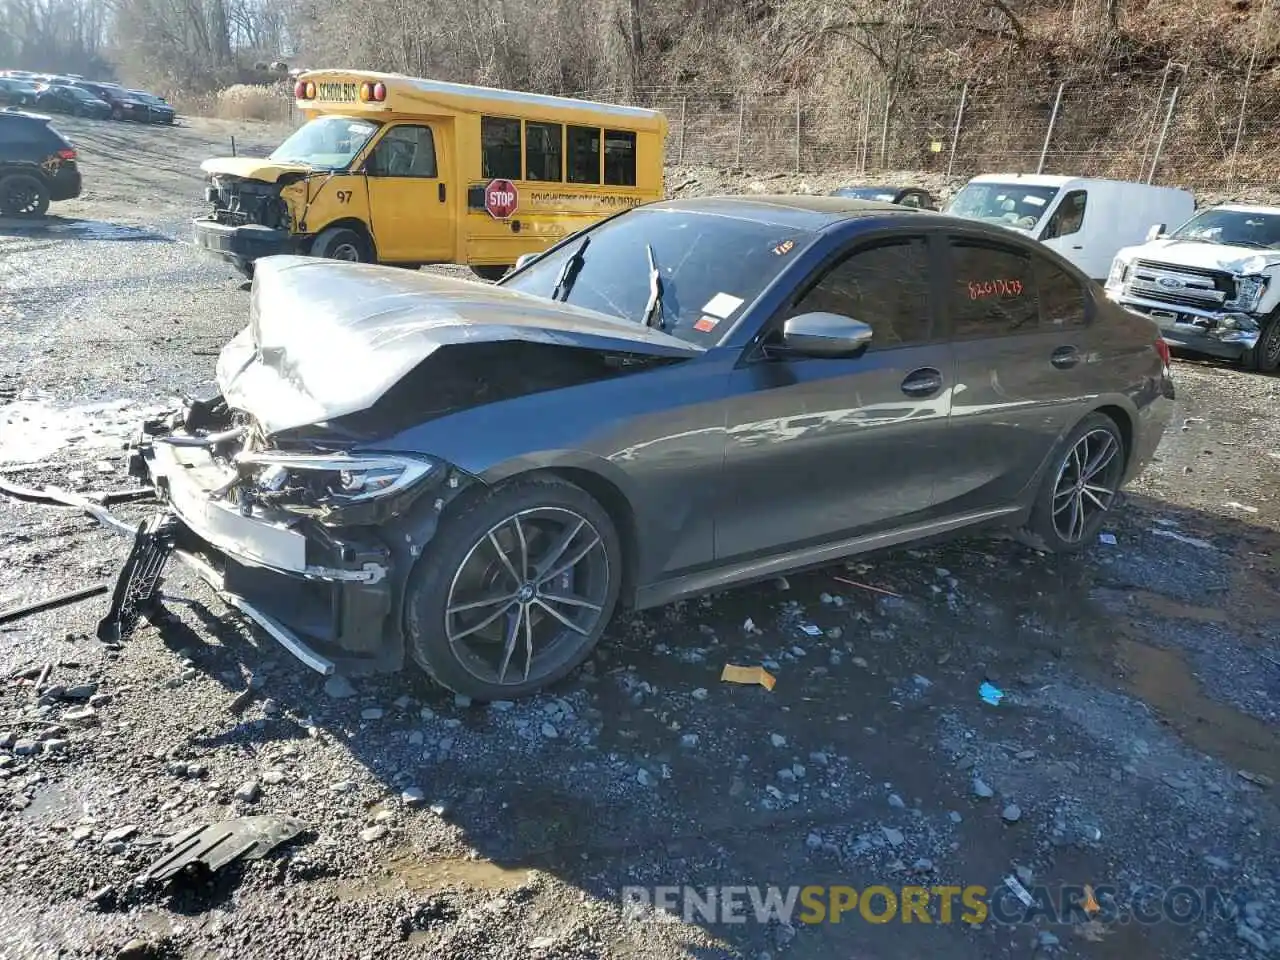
[470,265,511,282]
[312,227,370,263]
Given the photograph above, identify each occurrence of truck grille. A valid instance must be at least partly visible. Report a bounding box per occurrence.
[1123,260,1235,309]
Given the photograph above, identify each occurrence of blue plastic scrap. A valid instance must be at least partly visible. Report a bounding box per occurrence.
[979,682,1004,706]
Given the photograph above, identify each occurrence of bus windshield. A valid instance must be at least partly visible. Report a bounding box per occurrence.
[269,116,379,170]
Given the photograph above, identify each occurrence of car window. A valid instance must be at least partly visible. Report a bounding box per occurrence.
[898,193,921,208]
[1043,190,1087,239]
[947,238,1039,337]
[0,118,46,146]
[501,208,816,346]
[367,125,437,178]
[1035,254,1088,328]
[791,238,933,348]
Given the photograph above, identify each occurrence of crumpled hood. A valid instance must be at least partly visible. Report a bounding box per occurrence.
[216,255,702,436]
[1121,238,1280,274]
[200,157,312,183]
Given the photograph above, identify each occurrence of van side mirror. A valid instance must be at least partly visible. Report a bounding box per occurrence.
[780,312,873,358]
[1146,223,1166,241]
[515,252,539,271]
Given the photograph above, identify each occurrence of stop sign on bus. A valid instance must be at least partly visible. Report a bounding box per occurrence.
[484,179,518,219]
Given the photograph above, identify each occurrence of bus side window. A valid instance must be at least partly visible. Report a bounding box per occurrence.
[604,130,636,186]
[482,116,521,179]
[567,126,601,185]
[525,121,562,182]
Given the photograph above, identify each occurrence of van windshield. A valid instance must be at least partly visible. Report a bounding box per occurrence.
[269,116,379,170]
[1168,208,1280,249]
[946,182,1061,231]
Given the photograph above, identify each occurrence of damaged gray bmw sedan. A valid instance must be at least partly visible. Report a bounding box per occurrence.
[104,196,1174,700]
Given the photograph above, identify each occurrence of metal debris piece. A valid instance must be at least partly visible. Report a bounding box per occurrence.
[96,513,177,645]
[0,584,110,627]
[137,814,307,884]
[831,574,902,598]
[720,664,777,690]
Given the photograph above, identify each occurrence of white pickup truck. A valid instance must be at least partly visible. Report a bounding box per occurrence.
[1105,204,1280,371]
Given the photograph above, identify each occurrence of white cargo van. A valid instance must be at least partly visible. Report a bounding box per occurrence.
[945,174,1196,282]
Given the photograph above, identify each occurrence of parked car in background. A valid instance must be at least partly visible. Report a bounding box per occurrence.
[127,90,176,124]
[112,196,1174,700]
[69,80,149,121]
[33,83,112,119]
[0,109,81,217]
[0,77,39,106]
[829,184,935,209]
[945,174,1195,282]
[1106,203,1280,371]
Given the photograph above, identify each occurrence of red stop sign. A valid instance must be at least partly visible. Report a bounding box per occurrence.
[484,179,518,219]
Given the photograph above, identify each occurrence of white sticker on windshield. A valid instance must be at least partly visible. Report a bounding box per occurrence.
[1023,195,1047,206]
[702,292,744,319]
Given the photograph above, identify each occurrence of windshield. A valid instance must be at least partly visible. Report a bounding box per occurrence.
[946,182,1061,230]
[501,207,815,345]
[1168,208,1280,249]
[269,116,379,170]
[833,186,897,201]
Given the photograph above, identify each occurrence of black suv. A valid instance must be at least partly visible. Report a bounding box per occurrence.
[0,110,82,217]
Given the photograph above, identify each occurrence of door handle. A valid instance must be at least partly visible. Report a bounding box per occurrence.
[1071,244,1083,249]
[438,183,446,202]
[1051,345,1080,369]
[900,367,943,397]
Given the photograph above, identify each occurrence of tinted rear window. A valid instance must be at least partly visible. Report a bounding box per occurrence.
[0,117,55,147]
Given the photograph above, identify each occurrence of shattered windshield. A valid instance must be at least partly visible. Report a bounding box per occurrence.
[500,208,815,345]
[269,115,379,170]
[1168,208,1280,249]
[946,182,1060,231]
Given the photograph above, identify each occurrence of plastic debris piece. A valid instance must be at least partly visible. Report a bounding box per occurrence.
[137,814,307,884]
[720,664,777,691]
[1098,532,1117,545]
[1224,501,1259,514]
[799,623,823,638]
[831,575,902,598]
[1004,874,1034,907]
[1151,528,1212,549]
[979,682,1004,706]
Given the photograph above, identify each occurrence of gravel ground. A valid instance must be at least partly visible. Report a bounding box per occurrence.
[1,115,1279,960]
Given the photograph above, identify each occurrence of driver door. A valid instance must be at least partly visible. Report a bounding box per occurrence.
[363,122,455,264]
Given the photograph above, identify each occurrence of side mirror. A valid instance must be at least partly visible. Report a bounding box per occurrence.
[780,312,873,358]
[1146,223,1166,241]
[514,252,539,271]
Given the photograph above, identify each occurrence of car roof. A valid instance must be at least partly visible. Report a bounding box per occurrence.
[639,195,935,230]
[0,109,51,123]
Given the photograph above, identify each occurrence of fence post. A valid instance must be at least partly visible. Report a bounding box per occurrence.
[736,93,745,169]
[1229,23,1263,184]
[946,82,968,180]
[678,96,687,166]
[230,135,236,157]
[1036,82,1064,174]
[879,85,891,169]
[860,82,873,175]
[1147,85,1180,183]
[794,89,801,173]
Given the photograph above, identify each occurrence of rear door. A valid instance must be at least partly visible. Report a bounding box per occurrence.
[362,121,455,263]
[717,230,955,561]
[941,231,1103,511]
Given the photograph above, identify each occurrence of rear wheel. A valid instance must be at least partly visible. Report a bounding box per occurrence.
[403,477,622,701]
[311,226,370,263]
[470,264,511,282]
[0,173,50,218]
[1018,412,1127,554]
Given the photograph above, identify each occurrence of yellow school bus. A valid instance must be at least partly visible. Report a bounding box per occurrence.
[192,70,668,279]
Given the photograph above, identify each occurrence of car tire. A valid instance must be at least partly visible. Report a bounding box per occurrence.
[403,476,623,701]
[111,106,123,120]
[233,259,255,281]
[470,265,511,282]
[1017,412,1127,554]
[0,173,50,218]
[1243,314,1280,373]
[310,226,370,263]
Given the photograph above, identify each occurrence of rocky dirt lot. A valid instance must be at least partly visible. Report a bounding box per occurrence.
[0,115,1278,960]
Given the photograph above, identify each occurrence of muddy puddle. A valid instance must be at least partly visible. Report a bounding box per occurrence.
[335,848,532,901]
[0,396,172,465]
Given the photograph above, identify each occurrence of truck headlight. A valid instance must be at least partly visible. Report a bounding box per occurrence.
[235,451,438,510]
[1231,275,1267,312]
[1106,257,1128,288]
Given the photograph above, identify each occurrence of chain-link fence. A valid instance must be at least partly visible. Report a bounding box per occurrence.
[580,70,1280,187]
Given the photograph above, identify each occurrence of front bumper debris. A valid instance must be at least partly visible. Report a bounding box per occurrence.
[192,217,296,263]
[96,513,177,645]
[1113,293,1262,360]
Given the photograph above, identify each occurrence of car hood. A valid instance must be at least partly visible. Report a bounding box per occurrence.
[200,157,312,182]
[1122,238,1280,273]
[216,256,703,436]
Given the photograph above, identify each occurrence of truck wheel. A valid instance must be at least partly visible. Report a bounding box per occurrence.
[471,265,511,282]
[0,174,50,218]
[1244,315,1280,373]
[311,227,370,263]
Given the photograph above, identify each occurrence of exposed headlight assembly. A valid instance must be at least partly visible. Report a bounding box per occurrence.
[237,451,435,503]
[1106,257,1129,289]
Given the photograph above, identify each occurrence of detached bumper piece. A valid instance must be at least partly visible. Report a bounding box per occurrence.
[97,513,177,644]
[191,217,295,262]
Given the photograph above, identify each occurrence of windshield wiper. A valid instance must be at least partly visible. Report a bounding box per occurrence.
[641,243,665,330]
[551,236,590,302]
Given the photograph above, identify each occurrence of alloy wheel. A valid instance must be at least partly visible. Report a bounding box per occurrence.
[2,181,42,216]
[444,507,610,687]
[1051,428,1123,543]
[1263,321,1280,368]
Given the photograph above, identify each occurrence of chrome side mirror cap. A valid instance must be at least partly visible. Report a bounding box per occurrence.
[781,312,873,358]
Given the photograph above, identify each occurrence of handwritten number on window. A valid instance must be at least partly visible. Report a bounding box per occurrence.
[968,279,1023,300]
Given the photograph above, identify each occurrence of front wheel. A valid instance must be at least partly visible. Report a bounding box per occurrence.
[470,264,511,282]
[403,477,623,701]
[1242,314,1280,373]
[1018,412,1127,554]
[0,173,50,218]
[311,226,370,263]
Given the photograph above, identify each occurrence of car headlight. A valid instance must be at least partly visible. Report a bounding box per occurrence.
[234,451,437,511]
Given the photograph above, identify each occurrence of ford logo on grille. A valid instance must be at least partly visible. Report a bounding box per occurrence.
[1157,276,1185,289]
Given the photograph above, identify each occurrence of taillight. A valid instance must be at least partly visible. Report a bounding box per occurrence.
[56,148,76,160]
[293,79,306,99]
[372,82,386,102]
[1155,338,1171,367]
